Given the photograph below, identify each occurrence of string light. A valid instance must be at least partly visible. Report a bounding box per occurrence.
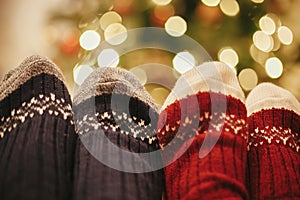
[73,65,94,85]
[97,49,120,67]
[104,23,128,45]
[165,16,187,37]
[152,0,172,6]
[278,26,293,45]
[238,68,258,91]
[259,15,276,35]
[265,57,283,79]
[201,0,220,7]
[99,11,122,30]
[252,31,274,53]
[249,44,270,64]
[130,68,147,85]
[173,51,195,74]
[219,0,240,17]
[79,30,101,51]
[218,47,239,68]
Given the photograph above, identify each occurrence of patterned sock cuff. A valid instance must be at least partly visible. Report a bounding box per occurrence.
[246,83,300,199]
[0,55,76,199]
[72,67,163,200]
[157,62,249,200]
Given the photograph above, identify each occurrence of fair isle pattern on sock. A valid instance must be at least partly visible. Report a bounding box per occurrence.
[246,83,300,199]
[72,67,164,200]
[157,62,249,200]
[0,55,77,200]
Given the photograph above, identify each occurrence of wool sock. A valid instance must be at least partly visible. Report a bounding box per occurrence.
[246,83,300,199]
[72,67,164,200]
[157,62,249,199]
[0,55,77,199]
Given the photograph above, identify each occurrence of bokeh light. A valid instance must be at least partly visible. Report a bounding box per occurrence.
[79,30,101,51]
[259,15,276,35]
[201,0,220,7]
[265,57,283,79]
[99,11,122,31]
[251,0,264,3]
[97,49,120,67]
[73,65,94,85]
[249,44,270,64]
[218,47,239,68]
[173,51,195,74]
[130,68,147,85]
[219,0,240,17]
[152,0,172,6]
[278,26,293,45]
[253,31,274,52]
[153,5,175,25]
[104,23,128,45]
[238,68,258,91]
[165,16,187,37]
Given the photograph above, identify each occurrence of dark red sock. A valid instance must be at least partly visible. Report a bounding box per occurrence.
[157,62,249,199]
[246,83,300,199]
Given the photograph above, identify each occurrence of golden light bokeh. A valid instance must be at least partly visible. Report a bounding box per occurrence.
[218,47,239,68]
[220,0,240,17]
[99,11,122,31]
[253,31,274,52]
[165,16,187,37]
[265,57,283,79]
[152,0,172,6]
[259,15,276,35]
[104,23,128,45]
[97,49,120,67]
[201,0,220,7]
[79,30,101,51]
[251,0,264,3]
[238,68,258,91]
[278,26,293,45]
[173,51,195,74]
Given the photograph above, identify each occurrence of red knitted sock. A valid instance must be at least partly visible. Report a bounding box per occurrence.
[246,83,300,199]
[157,62,249,199]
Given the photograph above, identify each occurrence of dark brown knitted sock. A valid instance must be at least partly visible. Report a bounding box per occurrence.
[72,67,164,200]
[0,55,77,200]
[246,83,300,199]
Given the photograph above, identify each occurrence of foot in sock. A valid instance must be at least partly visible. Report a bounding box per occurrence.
[72,67,164,200]
[157,62,249,199]
[246,83,300,199]
[0,55,77,200]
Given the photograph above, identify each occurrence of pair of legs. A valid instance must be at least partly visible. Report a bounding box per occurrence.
[0,56,163,199]
[158,62,299,199]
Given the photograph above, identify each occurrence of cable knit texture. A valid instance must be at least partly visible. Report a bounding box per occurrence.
[157,62,249,200]
[246,83,300,199]
[72,67,164,200]
[0,55,77,200]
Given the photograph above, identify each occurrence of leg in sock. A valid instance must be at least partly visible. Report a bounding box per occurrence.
[0,55,77,200]
[246,83,300,199]
[72,67,164,200]
[157,62,249,199]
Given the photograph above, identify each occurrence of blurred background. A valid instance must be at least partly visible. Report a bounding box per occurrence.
[0,0,299,107]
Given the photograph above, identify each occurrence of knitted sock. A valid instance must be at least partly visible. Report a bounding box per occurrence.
[0,55,77,199]
[72,67,164,200]
[157,62,249,199]
[246,83,300,199]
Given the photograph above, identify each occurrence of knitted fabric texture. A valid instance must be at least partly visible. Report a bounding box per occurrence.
[72,67,164,200]
[246,83,300,199]
[157,62,249,199]
[0,55,77,199]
